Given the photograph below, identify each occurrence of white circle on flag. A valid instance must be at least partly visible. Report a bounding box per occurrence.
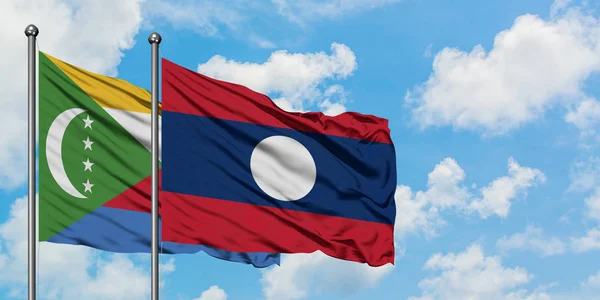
[250,135,316,201]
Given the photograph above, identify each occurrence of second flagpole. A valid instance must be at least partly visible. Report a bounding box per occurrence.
[149,32,162,300]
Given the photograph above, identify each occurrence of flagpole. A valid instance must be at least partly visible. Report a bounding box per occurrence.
[25,24,39,300]
[149,32,162,300]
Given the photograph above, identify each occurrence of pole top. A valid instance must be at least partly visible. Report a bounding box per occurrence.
[24,24,39,37]
[148,32,162,45]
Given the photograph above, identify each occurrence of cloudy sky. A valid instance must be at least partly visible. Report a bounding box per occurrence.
[1,0,600,299]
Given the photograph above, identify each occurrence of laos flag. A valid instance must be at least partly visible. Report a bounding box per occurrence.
[160,59,397,266]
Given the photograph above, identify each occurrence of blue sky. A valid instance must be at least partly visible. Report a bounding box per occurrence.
[2,0,600,299]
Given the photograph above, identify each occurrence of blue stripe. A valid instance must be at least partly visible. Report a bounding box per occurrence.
[162,111,396,224]
[47,206,280,268]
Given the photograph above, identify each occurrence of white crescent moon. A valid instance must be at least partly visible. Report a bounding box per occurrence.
[46,108,87,199]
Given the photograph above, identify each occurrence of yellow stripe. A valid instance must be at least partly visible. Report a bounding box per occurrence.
[43,52,161,114]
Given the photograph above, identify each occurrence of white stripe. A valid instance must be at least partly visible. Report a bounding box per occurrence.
[104,108,162,161]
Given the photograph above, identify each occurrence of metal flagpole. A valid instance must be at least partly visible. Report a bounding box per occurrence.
[25,24,39,300]
[148,32,162,300]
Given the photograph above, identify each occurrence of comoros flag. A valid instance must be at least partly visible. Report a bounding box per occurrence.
[38,52,279,267]
[161,58,397,267]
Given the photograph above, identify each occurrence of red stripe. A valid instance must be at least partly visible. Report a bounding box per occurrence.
[160,191,395,267]
[102,172,158,213]
[162,58,392,144]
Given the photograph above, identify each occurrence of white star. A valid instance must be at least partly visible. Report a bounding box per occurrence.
[83,179,94,193]
[83,137,94,151]
[83,115,94,129]
[82,158,94,172]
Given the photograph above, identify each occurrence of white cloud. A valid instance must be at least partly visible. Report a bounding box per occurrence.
[528,270,600,300]
[585,188,600,221]
[143,0,246,37]
[394,158,468,238]
[496,225,566,257]
[422,157,471,208]
[193,285,228,300]
[318,99,347,116]
[569,156,600,192]
[317,85,348,116]
[551,0,574,17]
[521,270,600,300]
[260,251,393,300]
[504,290,553,300]
[396,157,544,238]
[0,0,145,189]
[0,196,171,299]
[144,1,280,50]
[71,255,150,300]
[160,257,176,273]
[144,0,400,39]
[272,98,304,113]
[409,244,549,300]
[248,34,278,49]
[405,5,600,135]
[423,44,434,58]
[565,98,600,134]
[393,185,444,238]
[581,270,600,290]
[272,0,402,24]
[563,188,600,254]
[143,0,398,46]
[468,158,546,219]
[197,42,356,113]
[571,228,600,253]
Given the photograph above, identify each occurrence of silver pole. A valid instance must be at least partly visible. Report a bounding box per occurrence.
[148,32,162,300]
[25,24,39,300]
